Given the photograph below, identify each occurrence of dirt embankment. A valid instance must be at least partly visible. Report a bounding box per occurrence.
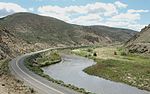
[0,28,51,94]
[0,59,37,94]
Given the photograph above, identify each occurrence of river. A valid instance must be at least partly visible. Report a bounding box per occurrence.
[42,54,150,94]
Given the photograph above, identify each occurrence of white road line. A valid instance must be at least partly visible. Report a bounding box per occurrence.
[15,56,65,94]
[10,60,48,94]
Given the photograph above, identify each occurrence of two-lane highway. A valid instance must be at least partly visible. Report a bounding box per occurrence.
[9,48,79,94]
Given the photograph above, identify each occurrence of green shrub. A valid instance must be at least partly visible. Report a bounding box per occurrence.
[120,51,127,56]
[87,48,93,52]
[93,52,97,56]
[114,51,117,55]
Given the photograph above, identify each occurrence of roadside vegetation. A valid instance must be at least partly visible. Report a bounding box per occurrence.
[72,46,150,91]
[36,51,61,67]
[25,50,95,94]
[72,47,96,58]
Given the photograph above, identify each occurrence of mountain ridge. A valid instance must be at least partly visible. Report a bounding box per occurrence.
[0,12,137,58]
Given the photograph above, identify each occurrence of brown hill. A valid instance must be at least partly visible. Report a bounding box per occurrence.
[125,24,150,54]
[0,12,137,58]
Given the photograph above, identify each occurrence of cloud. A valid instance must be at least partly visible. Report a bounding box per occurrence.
[38,2,121,27]
[38,2,118,17]
[0,1,147,31]
[0,2,27,17]
[109,9,149,22]
[104,21,145,31]
[31,0,44,1]
[29,8,34,12]
[114,1,127,8]
[127,9,149,13]
[109,13,140,22]
[37,1,148,31]
[105,8,149,31]
[38,2,120,26]
[71,14,103,25]
[127,24,146,30]
[40,13,70,22]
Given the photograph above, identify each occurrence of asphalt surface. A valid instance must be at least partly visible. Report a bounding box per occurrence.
[9,48,79,94]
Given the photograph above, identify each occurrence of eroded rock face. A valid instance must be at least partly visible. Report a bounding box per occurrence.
[127,44,150,54]
[0,50,6,60]
[0,28,17,58]
[0,36,2,43]
[0,28,51,59]
[125,24,150,54]
[0,29,7,59]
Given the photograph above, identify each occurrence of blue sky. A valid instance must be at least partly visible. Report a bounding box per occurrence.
[0,0,149,31]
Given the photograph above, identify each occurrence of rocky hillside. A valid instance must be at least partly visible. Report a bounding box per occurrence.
[0,12,137,58]
[125,24,150,54]
[0,27,42,59]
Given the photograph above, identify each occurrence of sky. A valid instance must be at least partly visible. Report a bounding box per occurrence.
[0,0,149,31]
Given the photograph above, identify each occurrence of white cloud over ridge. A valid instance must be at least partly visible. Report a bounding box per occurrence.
[0,2,27,17]
[71,14,103,25]
[38,2,118,15]
[0,1,148,31]
[106,8,149,31]
[110,13,140,22]
[38,2,118,20]
[37,1,149,31]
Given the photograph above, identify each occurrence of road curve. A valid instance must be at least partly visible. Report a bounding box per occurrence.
[9,48,79,94]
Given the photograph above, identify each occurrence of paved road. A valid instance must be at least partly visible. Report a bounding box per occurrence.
[9,48,79,94]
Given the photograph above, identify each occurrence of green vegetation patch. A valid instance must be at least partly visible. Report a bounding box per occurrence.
[84,51,150,91]
[72,48,96,58]
[73,46,150,91]
[36,51,61,67]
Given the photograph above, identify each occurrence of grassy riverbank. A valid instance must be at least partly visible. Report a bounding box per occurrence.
[25,50,95,94]
[72,46,150,91]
